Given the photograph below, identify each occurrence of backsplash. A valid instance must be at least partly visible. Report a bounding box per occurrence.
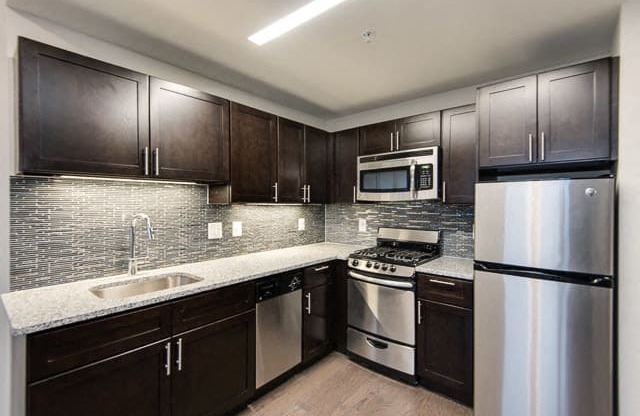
[10,177,324,291]
[325,202,474,258]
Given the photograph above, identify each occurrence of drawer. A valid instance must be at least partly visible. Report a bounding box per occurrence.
[303,262,333,288]
[28,303,172,382]
[347,327,414,375]
[172,282,255,334]
[417,274,473,308]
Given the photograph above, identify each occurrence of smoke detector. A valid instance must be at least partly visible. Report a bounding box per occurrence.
[361,29,376,43]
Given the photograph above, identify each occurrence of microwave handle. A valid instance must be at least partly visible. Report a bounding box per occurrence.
[409,160,417,199]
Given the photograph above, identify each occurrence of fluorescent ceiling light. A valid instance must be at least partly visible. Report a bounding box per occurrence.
[248,0,349,45]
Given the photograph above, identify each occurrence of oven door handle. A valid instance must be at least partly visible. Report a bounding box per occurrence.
[348,271,414,289]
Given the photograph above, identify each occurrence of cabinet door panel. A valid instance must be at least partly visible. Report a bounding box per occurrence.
[332,129,359,203]
[305,126,329,204]
[28,341,170,416]
[303,284,332,363]
[398,111,441,150]
[278,118,306,203]
[537,59,610,163]
[231,103,277,202]
[359,120,395,155]
[441,105,476,204]
[19,37,149,177]
[478,76,537,167]
[150,78,229,182]
[171,310,255,416]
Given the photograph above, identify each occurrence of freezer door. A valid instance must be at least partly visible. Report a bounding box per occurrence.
[475,178,614,276]
[474,270,613,416]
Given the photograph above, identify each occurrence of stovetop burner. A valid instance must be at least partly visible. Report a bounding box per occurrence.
[351,246,440,267]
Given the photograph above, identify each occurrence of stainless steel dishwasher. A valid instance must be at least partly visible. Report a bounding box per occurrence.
[255,271,302,389]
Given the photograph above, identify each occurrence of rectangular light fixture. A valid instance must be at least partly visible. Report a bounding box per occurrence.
[248,0,349,46]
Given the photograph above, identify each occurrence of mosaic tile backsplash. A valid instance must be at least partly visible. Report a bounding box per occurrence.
[325,202,474,258]
[10,177,324,291]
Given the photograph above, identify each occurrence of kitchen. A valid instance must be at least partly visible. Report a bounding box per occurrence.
[0,0,639,415]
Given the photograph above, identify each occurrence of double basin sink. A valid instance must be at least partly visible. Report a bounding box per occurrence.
[89,273,202,299]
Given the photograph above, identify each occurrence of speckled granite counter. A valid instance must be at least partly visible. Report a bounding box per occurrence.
[416,256,474,281]
[1,243,364,336]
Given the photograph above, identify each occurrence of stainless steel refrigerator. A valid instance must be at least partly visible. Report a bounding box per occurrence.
[474,178,614,416]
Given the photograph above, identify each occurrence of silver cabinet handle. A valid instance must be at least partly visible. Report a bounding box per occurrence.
[143,147,150,176]
[307,185,311,203]
[396,131,399,151]
[305,292,312,315]
[164,341,171,376]
[353,185,356,204]
[417,300,423,325]
[301,185,307,203]
[429,278,456,287]
[176,338,183,371]
[153,148,160,176]
[540,131,545,161]
[390,132,394,151]
[442,181,446,203]
[314,265,330,272]
[273,182,278,203]
[528,134,533,162]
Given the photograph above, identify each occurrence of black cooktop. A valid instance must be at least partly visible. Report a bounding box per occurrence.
[350,245,440,267]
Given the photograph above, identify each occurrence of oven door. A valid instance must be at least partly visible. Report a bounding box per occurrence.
[347,270,415,345]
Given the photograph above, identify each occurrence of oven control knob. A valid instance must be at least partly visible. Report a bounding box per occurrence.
[389,265,397,273]
[381,264,388,271]
[373,263,380,270]
[352,259,359,266]
[366,261,372,268]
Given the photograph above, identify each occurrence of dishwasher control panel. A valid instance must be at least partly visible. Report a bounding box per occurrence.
[256,272,303,302]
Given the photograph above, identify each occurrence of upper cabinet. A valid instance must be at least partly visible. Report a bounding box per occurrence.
[478,59,612,168]
[149,78,229,182]
[359,112,441,156]
[442,105,476,204]
[331,129,359,204]
[304,126,329,204]
[19,37,149,177]
[277,118,306,203]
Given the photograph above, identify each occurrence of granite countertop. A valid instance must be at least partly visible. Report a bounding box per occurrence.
[416,256,474,281]
[1,243,364,336]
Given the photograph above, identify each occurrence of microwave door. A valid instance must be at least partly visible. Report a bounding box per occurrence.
[358,159,413,202]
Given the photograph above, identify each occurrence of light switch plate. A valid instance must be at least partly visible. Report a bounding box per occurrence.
[208,222,222,239]
[298,218,306,231]
[232,221,242,237]
[358,218,367,232]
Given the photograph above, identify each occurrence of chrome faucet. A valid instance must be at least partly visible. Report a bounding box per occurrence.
[128,213,155,276]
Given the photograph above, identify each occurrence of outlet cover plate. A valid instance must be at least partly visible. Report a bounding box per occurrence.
[208,222,222,239]
[298,218,306,231]
[232,221,242,237]
[358,218,367,232]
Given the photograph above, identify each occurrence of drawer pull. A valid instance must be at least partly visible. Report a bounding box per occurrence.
[366,337,389,350]
[313,265,330,272]
[429,278,456,287]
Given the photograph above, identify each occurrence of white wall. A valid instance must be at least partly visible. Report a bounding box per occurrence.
[617,2,640,415]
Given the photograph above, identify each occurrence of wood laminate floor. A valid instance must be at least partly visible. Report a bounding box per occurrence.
[237,353,473,416]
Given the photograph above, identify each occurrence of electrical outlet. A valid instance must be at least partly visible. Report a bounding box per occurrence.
[358,218,367,232]
[232,221,242,237]
[298,218,306,231]
[208,222,222,239]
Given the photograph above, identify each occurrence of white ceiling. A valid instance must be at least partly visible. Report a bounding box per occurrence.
[8,0,622,119]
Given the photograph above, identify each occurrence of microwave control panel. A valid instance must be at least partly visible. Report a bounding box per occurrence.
[417,164,433,190]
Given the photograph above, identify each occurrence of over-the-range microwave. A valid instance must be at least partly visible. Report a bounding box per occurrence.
[357,146,439,202]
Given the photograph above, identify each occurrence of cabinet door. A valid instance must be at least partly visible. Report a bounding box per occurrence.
[332,129,359,203]
[304,126,329,204]
[417,299,473,405]
[441,105,476,204]
[28,341,171,416]
[359,120,396,155]
[303,283,332,363]
[230,103,277,202]
[537,59,610,163]
[171,310,255,416]
[278,118,306,203]
[19,37,149,177]
[332,261,348,352]
[478,76,537,167]
[397,111,441,150]
[150,78,230,182]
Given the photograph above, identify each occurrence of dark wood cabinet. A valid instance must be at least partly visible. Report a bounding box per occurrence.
[333,261,349,352]
[331,129,359,203]
[478,58,612,169]
[230,103,278,202]
[19,37,149,177]
[303,263,334,363]
[441,105,476,204]
[277,118,306,203]
[150,78,230,182]
[359,120,396,155]
[397,111,441,150]
[416,274,473,405]
[304,126,329,204]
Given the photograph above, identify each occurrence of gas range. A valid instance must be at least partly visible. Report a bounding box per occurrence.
[347,227,441,278]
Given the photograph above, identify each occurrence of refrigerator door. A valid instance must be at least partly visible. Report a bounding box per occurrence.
[475,270,613,416]
[475,178,614,276]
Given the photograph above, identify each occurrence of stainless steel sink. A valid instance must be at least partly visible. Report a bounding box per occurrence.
[90,273,202,299]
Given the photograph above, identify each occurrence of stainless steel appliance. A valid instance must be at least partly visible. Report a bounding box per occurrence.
[474,178,614,416]
[347,227,441,378]
[357,147,439,202]
[255,271,302,389]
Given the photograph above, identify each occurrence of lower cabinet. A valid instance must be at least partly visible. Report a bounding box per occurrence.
[302,263,334,364]
[416,274,473,406]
